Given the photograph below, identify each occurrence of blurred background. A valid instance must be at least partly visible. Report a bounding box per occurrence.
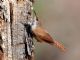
[33,0,80,60]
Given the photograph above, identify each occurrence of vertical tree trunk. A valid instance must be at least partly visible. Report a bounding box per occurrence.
[1,0,34,60]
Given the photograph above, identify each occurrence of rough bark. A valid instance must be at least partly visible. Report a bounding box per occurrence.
[0,0,34,60]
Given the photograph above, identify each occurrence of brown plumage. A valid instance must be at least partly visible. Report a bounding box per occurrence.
[25,10,66,52]
[32,26,66,52]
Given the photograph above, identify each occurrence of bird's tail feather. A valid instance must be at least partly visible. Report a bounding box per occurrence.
[53,40,66,52]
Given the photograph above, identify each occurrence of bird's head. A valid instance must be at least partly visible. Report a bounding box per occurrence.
[28,16,39,30]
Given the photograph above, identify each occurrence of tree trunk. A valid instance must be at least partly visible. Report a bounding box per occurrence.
[0,0,34,60]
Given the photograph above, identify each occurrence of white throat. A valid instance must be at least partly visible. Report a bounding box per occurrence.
[32,20,37,30]
[28,17,38,30]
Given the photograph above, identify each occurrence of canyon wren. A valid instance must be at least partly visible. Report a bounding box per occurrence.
[23,10,66,52]
[23,17,66,52]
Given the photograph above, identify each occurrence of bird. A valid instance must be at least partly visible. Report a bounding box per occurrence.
[23,20,66,52]
[23,10,66,52]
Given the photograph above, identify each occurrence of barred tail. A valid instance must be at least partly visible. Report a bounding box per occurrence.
[53,40,66,52]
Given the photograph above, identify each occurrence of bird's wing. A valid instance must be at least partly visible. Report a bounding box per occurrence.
[34,36,43,42]
[32,27,66,52]
[32,27,54,44]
